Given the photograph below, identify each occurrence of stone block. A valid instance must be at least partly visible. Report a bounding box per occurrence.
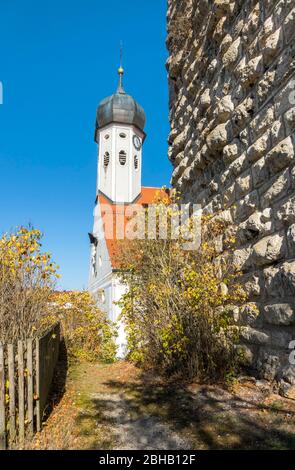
[252,232,286,267]
[206,122,232,151]
[222,37,242,69]
[232,246,252,271]
[223,138,242,164]
[241,271,262,298]
[228,152,248,178]
[275,79,295,118]
[239,55,263,87]
[264,303,295,326]
[265,136,294,176]
[257,71,276,107]
[264,261,295,298]
[234,190,259,222]
[249,103,275,142]
[220,33,233,55]
[252,156,268,188]
[241,327,270,346]
[271,118,286,148]
[247,130,271,163]
[238,211,272,244]
[257,349,280,381]
[275,195,295,225]
[214,94,234,123]
[260,168,290,209]
[233,96,255,131]
[263,27,283,65]
[284,106,295,135]
[235,170,252,199]
[283,8,295,44]
[199,88,211,109]
[223,184,235,209]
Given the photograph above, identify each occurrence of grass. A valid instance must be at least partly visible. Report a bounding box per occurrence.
[29,361,295,450]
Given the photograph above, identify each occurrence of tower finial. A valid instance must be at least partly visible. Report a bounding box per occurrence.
[117,41,124,93]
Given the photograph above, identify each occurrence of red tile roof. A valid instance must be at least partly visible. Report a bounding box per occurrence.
[98,187,168,268]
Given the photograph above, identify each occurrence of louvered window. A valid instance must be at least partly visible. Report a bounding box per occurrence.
[134,155,139,170]
[104,152,110,168]
[119,150,127,166]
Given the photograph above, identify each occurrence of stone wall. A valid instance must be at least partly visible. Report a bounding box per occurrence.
[166,0,295,397]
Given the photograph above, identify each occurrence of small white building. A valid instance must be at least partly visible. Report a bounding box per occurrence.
[88,66,161,357]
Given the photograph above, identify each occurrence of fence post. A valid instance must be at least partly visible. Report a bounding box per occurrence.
[35,338,41,432]
[17,341,25,447]
[0,344,6,450]
[7,344,16,444]
[0,324,60,448]
[27,339,34,437]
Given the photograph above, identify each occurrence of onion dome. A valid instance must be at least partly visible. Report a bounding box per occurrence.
[95,67,146,142]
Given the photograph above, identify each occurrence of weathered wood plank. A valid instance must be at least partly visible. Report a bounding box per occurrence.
[0,344,6,450]
[35,338,41,432]
[7,344,16,444]
[37,323,60,428]
[27,339,34,436]
[17,340,25,446]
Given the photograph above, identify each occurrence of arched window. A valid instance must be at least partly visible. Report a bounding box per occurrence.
[119,150,127,166]
[134,155,139,170]
[104,152,110,168]
[119,132,127,139]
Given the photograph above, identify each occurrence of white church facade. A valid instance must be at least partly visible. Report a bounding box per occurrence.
[88,66,161,357]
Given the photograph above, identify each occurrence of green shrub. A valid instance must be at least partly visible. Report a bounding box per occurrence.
[117,201,247,382]
[43,291,117,363]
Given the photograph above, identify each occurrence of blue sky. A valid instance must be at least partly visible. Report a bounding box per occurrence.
[0,0,171,290]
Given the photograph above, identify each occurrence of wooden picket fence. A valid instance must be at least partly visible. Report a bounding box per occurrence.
[0,323,60,449]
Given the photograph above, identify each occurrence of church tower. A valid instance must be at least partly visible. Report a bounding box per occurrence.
[94,66,146,203]
[88,63,149,357]
[89,61,164,357]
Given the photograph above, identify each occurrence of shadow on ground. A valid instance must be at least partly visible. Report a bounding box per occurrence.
[75,368,295,450]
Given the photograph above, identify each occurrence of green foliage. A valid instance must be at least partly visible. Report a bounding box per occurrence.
[117,201,247,382]
[43,291,117,363]
[0,227,60,342]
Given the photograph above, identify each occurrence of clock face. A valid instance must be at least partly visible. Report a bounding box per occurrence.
[133,134,142,151]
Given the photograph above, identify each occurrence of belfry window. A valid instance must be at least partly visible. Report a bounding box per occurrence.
[119,150,127,166]
[134,155,139,170]
[104,152,110,168]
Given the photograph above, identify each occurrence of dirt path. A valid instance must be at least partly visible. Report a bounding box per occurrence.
[30,361,295,450]
[90,392,189,450]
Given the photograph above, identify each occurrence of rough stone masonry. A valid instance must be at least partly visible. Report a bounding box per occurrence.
[166,0,295,398]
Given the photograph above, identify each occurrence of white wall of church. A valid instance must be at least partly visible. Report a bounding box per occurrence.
[88,201,112,290]
[88,200,127,358]
[97,123,144,203]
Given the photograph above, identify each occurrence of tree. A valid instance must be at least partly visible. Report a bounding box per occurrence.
[0,227,60,342]
[116,197,247,381]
